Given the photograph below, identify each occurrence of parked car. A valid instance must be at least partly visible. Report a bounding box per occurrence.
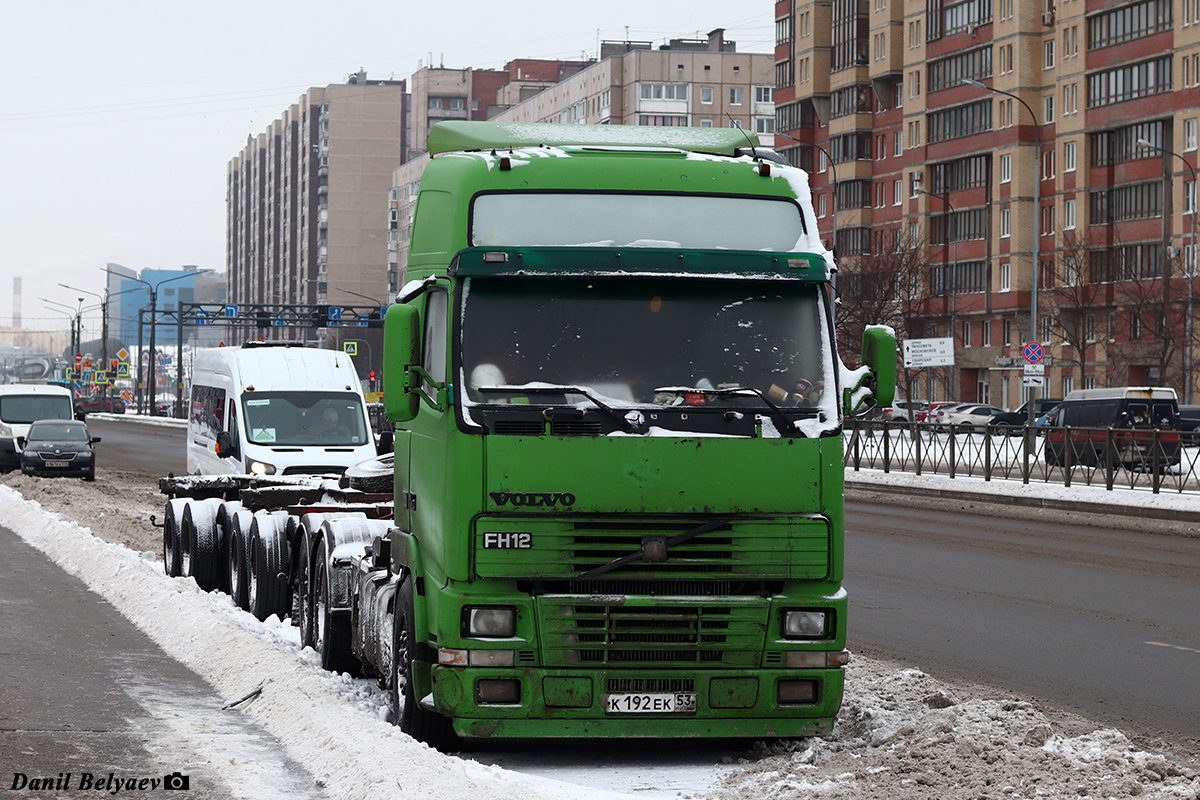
[18,419,100,481]
[879,399,930,422]
[942,404,1006,433]
[919,401,960,424]
[1178,404,1200,432]
[931,402,970,428]
[988,398,1063,432]
[74,395,126,418]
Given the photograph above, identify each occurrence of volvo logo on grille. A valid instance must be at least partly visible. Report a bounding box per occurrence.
[490,492,576,508]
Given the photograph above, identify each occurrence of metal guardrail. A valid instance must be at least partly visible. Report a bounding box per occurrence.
[843,419,1200,495]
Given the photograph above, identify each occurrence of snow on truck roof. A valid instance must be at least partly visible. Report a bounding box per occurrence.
[193,345,358,393]
[427,120,764,157]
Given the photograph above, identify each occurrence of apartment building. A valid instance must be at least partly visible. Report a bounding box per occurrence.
[226,72,407,342]
[776,0,1200,406]
[388,31,776,290]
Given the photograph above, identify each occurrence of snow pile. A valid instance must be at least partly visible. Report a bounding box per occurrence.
[706,659,1198,799]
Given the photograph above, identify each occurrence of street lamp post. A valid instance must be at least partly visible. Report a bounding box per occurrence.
[963,78,1042,424]
[917,188,958,400]
[1137,138,1196,404]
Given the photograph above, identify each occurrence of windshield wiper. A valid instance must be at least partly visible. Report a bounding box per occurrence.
[478,384,644,433]
[653,385,818,437]
[579,517,736,579]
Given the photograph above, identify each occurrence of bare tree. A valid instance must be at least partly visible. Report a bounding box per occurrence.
[1110,248,1188,390]
[1044,230,1109,389]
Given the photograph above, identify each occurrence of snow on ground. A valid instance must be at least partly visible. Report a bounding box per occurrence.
[1,469,1198,799]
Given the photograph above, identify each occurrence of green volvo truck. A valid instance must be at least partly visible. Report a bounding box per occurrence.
[376,121,896,746]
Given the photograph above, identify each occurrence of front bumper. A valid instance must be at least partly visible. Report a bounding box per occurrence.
[429,665,844,739]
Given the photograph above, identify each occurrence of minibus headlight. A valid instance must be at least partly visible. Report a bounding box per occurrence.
[464,607,516,638]
[248,460,277,475]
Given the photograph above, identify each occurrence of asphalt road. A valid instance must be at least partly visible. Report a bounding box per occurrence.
[85,415,186,476]
[845,500,1200,750]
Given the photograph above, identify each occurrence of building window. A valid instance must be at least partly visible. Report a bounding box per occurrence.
[699,118,713,128]
[637,115,688,126]
[1090,181,1164,223]
[1044,40,1055,69]
[1087,0,1173,49]
[963,320,973,347]
[755,86,774,103]
[700,86,713,104]
[729,87,744,105]
[894,130,903,155]
[1044,94,1055,124]
[1041,205,1056,235]
[894,179,903,205]
[983,320,992,346]
[1000,153,1011,183]
[1065,197,1077,229]
[1085,313,1097,342]
[1187,118,1199,151]
[1108,312,1116,341]
[929,46,993,93]
[641,82,689,100]
[1001,262,1011,292]
[1000,207,1011,237]
[927,101,991,144]
[1087,56,1173,108]
[755,117,775,134]
[1064,140,1077,172]
[1091,120,1167,166]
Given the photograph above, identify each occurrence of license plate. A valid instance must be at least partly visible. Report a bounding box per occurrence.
[604,692,697,715]
[44,461,70,468]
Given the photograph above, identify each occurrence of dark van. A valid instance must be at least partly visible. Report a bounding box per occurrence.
[1044,387,1181,469]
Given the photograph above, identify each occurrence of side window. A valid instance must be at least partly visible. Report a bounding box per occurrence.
[227,401,238,438]
[1151,402,1176,427]
[1125,402,1149,427]
[422,290,448,399]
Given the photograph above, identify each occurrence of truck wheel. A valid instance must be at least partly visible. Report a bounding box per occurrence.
[291,525,314,649]
[181,499,221,592]
[227,511,253,611]
[248,515,291,622]
[162,499,189,578]
[313,536,360,675]
[390,576,459,749]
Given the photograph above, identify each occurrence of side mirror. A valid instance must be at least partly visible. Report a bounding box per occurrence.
[90,437,102,444]
[377,429,394,455]
[215,431,237,459]
[384,303,421,423]
[16,436,25,449]
[844,326,897,415]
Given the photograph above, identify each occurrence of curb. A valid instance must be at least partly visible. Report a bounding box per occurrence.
[845,478,1198,524]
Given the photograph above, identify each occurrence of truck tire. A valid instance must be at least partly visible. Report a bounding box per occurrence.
[162,499,189,578]
[291,523,315,649]
[227,510,254,611]
[390,576,459,750]
[313,535,360,675]
[248,513,291,622]
[181,498,222,592]
[341,454,394,493]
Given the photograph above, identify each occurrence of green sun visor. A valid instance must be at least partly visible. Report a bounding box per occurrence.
[449,247,830,281]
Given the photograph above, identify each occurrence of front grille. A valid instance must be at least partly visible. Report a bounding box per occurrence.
[539,596,767,667]
[38,451,76,461]
[282,465,348,476]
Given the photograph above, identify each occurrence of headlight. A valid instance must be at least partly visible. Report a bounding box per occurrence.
[0,424,11,437]
[248,460,277,475]
[464,607,516,638]
[783,610,829,639]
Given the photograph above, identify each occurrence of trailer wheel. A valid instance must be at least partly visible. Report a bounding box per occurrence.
[181,499,221,592]
[248,515,291,622]
[162,499,189,578]
[291,525,314,649]
[313,536,360,675]
[227,510,253,611]
[390,576,459,750]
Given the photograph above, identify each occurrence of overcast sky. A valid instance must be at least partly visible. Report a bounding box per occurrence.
[1,1,771,335]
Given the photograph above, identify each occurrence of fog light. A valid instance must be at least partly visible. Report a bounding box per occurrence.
[469,649,515,667]
[465,607,516,638]
[778,679,819,705]
[476,679,521,705]
[783,610,828,639]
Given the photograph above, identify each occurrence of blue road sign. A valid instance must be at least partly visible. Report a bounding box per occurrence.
[224,304,238,318]
[1023,342,1044,363]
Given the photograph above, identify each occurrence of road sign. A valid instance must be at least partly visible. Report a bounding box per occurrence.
[1023,363,1045,377]
[83,358,92,368]
[95,371,109,386]
[74,353,82,364]
[225,304,239,318]
[117,348,129,361]
[117,363,130,378]
[328,306,343,321]
[1022,376,1047,389]
[343,342,358,356]
[1023,342,1044,363]
[196,309,210,325]
[902,337,955,368]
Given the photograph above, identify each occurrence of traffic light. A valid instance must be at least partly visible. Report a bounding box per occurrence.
[369,370,377,390]
[111,359,118,372]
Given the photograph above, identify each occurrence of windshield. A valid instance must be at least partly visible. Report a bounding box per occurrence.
[471,193,808,252]
[240,392,368,447]
[460,277,829,415]
[28,420,90,442]
[0,395,74,425]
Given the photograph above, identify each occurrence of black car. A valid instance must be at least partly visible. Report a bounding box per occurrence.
[987,398,1063,431]
[18,419,100,481]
